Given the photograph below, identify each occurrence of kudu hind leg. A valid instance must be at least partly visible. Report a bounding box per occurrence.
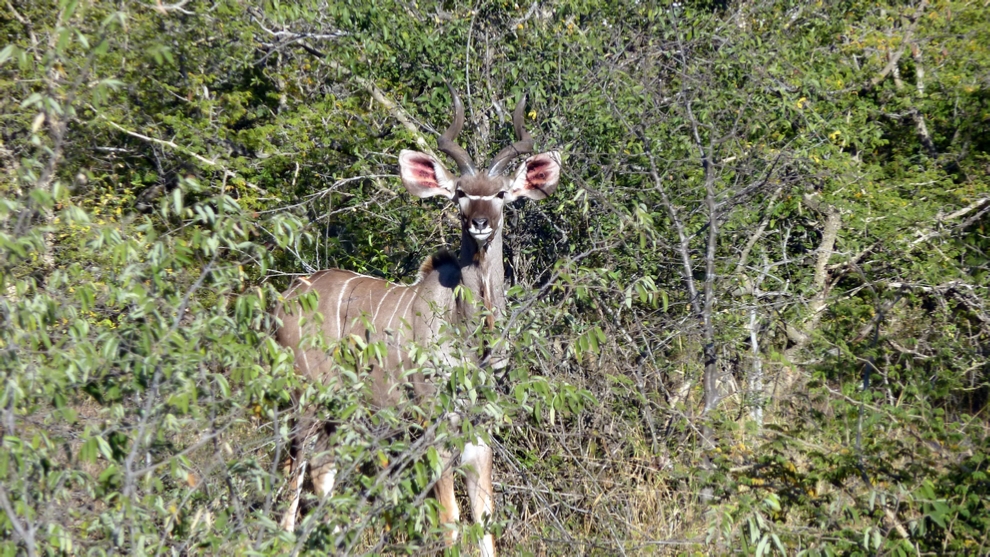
[281,414,336,531]
[280,435,306,531]
[434,448,461,546]
[461,439,495,557]
[305,420,338,512]
[310,451,337,499]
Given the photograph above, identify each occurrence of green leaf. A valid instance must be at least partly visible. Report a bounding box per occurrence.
[95,436,114,461]
[172,188,183,215]
[771,533,785,555]
[763,493,781,512]
[0,44,15,67]
[755,534,771,557]
[21,92,43,108]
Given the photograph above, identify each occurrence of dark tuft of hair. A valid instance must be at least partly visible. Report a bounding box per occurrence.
[419,249,461,288]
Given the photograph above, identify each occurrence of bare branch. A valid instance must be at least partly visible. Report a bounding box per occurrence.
[865,0,928,91]
[0,483,36,557]
[783,197,841,373]
[910,196,990,246]
[942,196,990,222]
[910,41,925,96]
[638,138,700,315]
[101,117,220,167]
[748,308,764,426]
[887,339,931,360]
[735,187,783,278]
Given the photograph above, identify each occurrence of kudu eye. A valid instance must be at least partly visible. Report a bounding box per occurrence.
[454,189,465,198]
[496,191,506,199]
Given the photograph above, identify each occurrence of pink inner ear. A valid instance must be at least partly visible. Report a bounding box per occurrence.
[402,153,440,189]
[525,156,559,188]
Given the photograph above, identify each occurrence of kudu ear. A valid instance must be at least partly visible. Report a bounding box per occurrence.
[399,150,457,199]
[506,151,561,202]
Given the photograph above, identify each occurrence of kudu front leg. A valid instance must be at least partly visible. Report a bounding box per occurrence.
[461,439,495,557]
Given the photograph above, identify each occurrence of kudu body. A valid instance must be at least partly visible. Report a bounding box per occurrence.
[276,90,560,556]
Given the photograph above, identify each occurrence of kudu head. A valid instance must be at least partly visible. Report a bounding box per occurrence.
[398,89,561,251]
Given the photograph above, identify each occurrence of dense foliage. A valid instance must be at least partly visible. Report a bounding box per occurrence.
[2,0,988,554]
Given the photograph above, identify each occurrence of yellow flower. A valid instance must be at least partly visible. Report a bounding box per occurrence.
[796,97,807,109]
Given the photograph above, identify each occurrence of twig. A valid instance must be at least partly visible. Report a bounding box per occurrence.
[147,0,195,15]
[101,117,219,167]
[511,1,540,28]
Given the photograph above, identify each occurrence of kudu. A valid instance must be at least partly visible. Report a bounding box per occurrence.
[275,89,560,556]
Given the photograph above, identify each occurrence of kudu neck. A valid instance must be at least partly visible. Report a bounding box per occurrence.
[459,227,507,315]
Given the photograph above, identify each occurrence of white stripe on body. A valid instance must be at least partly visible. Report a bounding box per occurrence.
[335,275,361,338]
[371,282,393,330]
[385,288,409,363]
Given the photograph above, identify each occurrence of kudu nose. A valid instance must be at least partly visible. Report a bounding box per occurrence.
[472,217,489,230]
